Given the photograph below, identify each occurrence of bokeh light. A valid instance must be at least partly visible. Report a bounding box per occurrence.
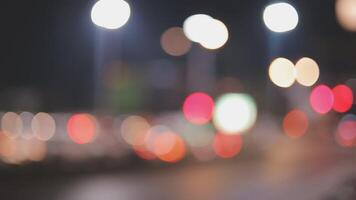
[159,113,215,148]
[332,84,353,113]
[0,136,48,164]
[91,0,131,29]
[152,131,177,156]
[1,138,22,164]
[183,14,214,43]
[213,93,257,134]
[268,57,296,88]
[32,112,56,141]
[24,139,47,162]
[295,57,320,86]
[161,27,192,56]
[157,134,186,163]
[213,134,242,158]
[133,144,156,161]
[283,109,309,138]
[144,125,172,154]
[336,0,356,31]
[310,85,334,114]
[263,2,299,32]
[182,92,214,125]
[199,19,229,50]
[143,125,186,163]
[336,114,356,147]
[67,114,98,144]
[0,134,17,162]
[120,115,150,146]
[1,112,22,138]
[183,14,229,49]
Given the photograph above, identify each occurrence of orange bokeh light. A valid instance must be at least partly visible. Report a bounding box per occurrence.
[213,134,242,158]
[133,144,156,160]
[283,109,309,138]
[67,114,97,144]
[156,134,186,163]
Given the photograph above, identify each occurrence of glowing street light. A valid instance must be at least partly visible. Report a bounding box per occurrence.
[263,2,299,33]
[91,0,131,30]
[199,19,229,50]
[183,14,213,43]
[183,14,229,50]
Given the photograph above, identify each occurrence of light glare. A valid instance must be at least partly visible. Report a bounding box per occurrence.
[91,0,131,29]
[183,14,213,43]
[263,2,299,32]
[183,14,229,49]
[199,19,229,50]
[213,93,257,134]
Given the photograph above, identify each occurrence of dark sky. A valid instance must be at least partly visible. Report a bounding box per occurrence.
[0,0,355,112]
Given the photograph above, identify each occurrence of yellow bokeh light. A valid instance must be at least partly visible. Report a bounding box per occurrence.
[295,57,320,87]
[161,27,192,56]
[268,57,296,88]
[336,0,356,31]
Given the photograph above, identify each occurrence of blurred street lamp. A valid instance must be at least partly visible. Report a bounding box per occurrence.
[263,2,299,33]
[183,14,229,50]
[91,0,131,108]
[183,14,229,93]
[91,0,131,30]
